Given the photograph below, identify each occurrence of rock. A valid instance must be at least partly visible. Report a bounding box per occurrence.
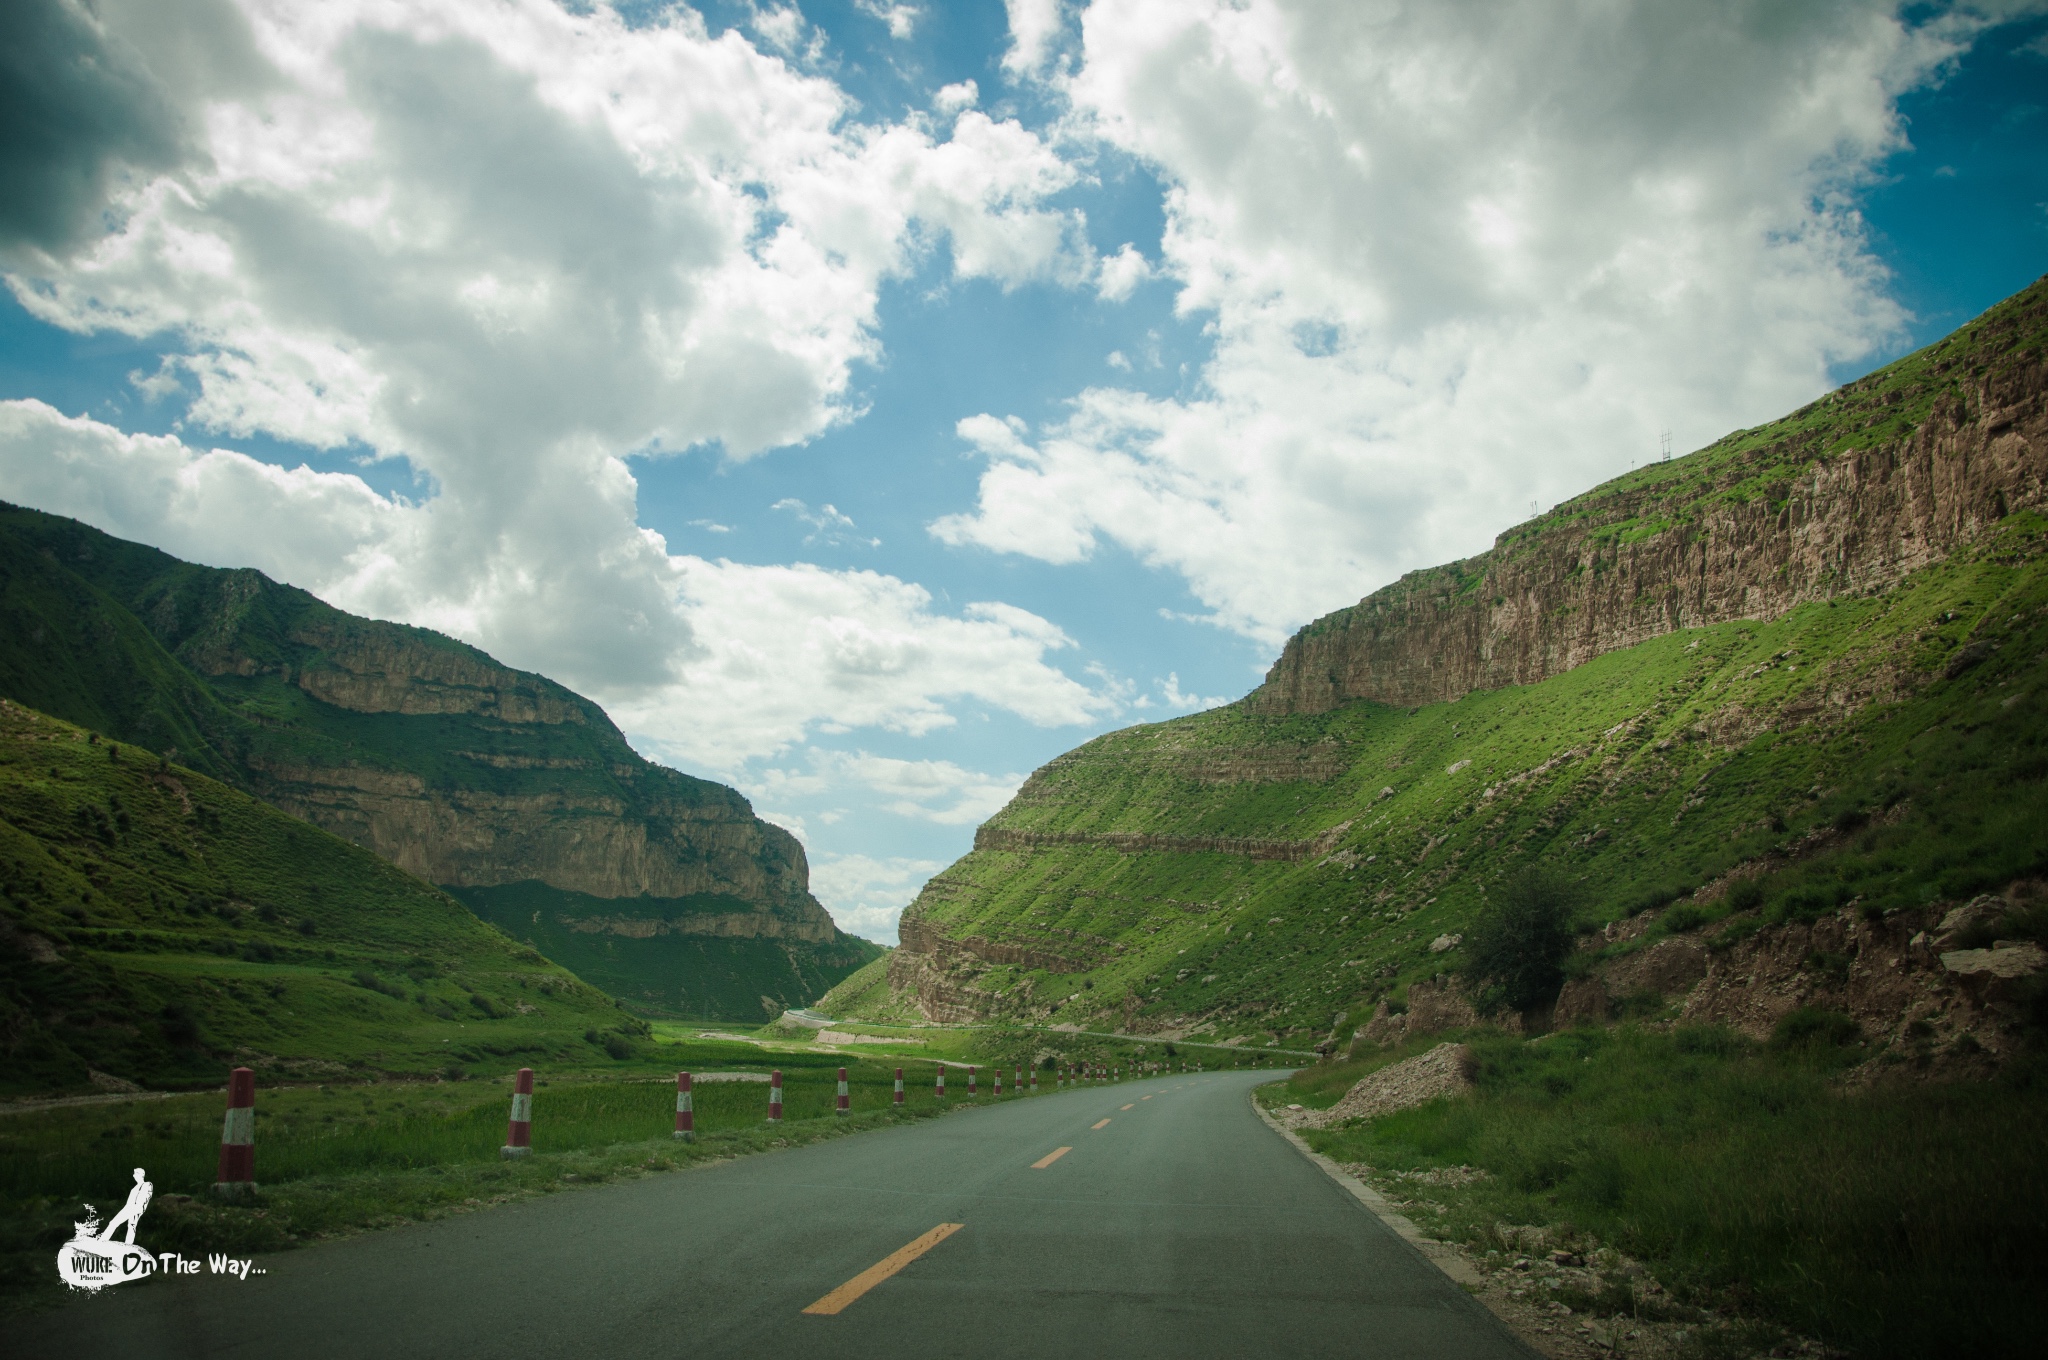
[1941,944,2047,978]
[1298,1042,1474,1127]
[1553,976,1610,1026]
[1428,933,1463,953]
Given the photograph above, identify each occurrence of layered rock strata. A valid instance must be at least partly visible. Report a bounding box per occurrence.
[1253,292,2048,715]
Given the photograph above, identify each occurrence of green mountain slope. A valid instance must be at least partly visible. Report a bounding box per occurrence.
[0,508,880,1017]
[883,278,2048,1048]
[0,701,636,1095]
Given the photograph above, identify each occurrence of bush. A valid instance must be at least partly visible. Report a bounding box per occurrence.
[1462,868,1578,1013]
[1769,1006,1860,1053]
[1661,902,1710,933]
[1726,878,1766,912]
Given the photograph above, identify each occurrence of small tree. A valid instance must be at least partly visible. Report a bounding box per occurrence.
[1462,869,1578,1013]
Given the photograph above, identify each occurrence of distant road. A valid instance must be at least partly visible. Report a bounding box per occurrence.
[15,1073,1531,1359]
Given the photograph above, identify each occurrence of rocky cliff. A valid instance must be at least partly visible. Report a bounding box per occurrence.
[1253,282,2047,715]
[0,509,879,1014]
[873,278,2048,1049]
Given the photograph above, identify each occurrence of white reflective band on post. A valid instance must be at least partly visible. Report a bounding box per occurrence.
[676,1092,692,1112]
[221,1107,254,1146]
[510,1093,533,1122]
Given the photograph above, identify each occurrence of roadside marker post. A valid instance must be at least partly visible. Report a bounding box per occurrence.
[769,1069,784,1123]
[993,1068,1003,1097]
[836,1067,850,1116]
[674,1071,695,1142]
[968,1066,977,1098]
[212,1066,256,1198]
[501,1067,534,1160]
[894,1067,905,1106]
[1030,1067,1038,1094]
[936,1065,946,1100]
[1015,1066,1024,1095]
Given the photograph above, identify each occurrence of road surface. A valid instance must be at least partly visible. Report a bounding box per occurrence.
[14,1071,1533,1359]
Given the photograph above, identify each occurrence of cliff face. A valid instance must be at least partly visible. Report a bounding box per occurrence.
[0,508,877,1013]
[877,278,2048,1042]
[1253,283,2048,715]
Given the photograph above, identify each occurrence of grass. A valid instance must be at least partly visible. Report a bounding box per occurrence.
[0,502,880,1022]
[1274,1027,2048,1360]
[0,1041,1074,1313]
[890,510,2048,1043]
[0,701,635,1093]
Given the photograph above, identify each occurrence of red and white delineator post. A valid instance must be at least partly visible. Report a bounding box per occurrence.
[213,1066,256,1198]
[894,1067,905,1106]
[993,1068,1003,1097]
[674,1071,694,1142]
[935,1065,946,1099]
[836,1067,850,1116]
[1015,1067,1023,1095]
[968,1066,977,1097]
[769,1069,784,1123]
[502,1067,534,1159]
[1029,1066,1038,1094]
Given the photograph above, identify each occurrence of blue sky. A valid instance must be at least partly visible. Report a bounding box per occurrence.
[1,0,2043,942]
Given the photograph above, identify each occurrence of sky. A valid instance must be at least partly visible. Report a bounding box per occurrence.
[1,1,2044,945]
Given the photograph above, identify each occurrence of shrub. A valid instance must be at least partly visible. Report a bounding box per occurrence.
[1661,902,1710,933]
[1726,878,1766,912]
[1769,1006,1860,1052]
[1462,868,1578,1013]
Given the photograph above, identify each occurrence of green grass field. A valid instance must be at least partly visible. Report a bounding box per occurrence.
[1267,1029,2048,1360]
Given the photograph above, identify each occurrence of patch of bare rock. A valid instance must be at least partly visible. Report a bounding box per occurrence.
[1282,1042,1475,1130]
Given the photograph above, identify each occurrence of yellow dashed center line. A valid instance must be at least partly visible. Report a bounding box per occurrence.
[1141,1095,1152,1101]
[1120,1103,1134,1110]
[1031,1146,1071,1169]
[803,1223,965,1316]
[1091,1118,1111,1130]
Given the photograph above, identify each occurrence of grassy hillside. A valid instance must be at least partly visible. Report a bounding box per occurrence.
[0,505,878,1018]
[455,881,880,1021]
[0,701,641,1095]
[896,509,2048,1044]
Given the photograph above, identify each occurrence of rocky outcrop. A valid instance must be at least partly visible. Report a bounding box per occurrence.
[973,821,1353,863]
[0,506,853,962]
[1253,284,2048,715]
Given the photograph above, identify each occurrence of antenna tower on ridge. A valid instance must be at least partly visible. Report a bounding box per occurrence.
[1660,429,1672,462]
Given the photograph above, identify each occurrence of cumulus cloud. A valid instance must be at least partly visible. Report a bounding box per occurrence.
[0,0,1105,736]
[0,401,1107,771]
[807,853,946,944]
[855,1,923,42]
[1094,241,1150,301]
[1003,0,1068,75]
[940,0,2029,644]
[751,749,1025,827]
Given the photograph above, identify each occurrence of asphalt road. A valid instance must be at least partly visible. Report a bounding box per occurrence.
[15,1072,1533,1360]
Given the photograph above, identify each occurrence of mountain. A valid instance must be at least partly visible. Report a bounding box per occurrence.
[0,699,635,1095]
[0,509,880,1018]
[872,276,2048,1058]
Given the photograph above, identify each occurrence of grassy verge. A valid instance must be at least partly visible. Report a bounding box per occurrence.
[1,1046,1066,1314]
[1270,1029,2048,1359]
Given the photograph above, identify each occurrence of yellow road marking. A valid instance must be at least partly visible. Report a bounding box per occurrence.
[1120,1103,1134,1110]
[802,1223,964,1316]
[1141,1095,1152,1101]
[1091,1118,1111,1129]
[1031,1146,1072,1169]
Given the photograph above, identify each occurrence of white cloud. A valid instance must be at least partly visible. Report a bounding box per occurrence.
[751,749,1025,826]
[1094,241,1150,301]
[1003,0,1068,75]
[807,853,946,944]
[936,0,2023,644]
[934,80,979,116]
[771,497,879,549]
[0,0,1104,737]
[0,400,1107,770]
[855,0,923,42]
